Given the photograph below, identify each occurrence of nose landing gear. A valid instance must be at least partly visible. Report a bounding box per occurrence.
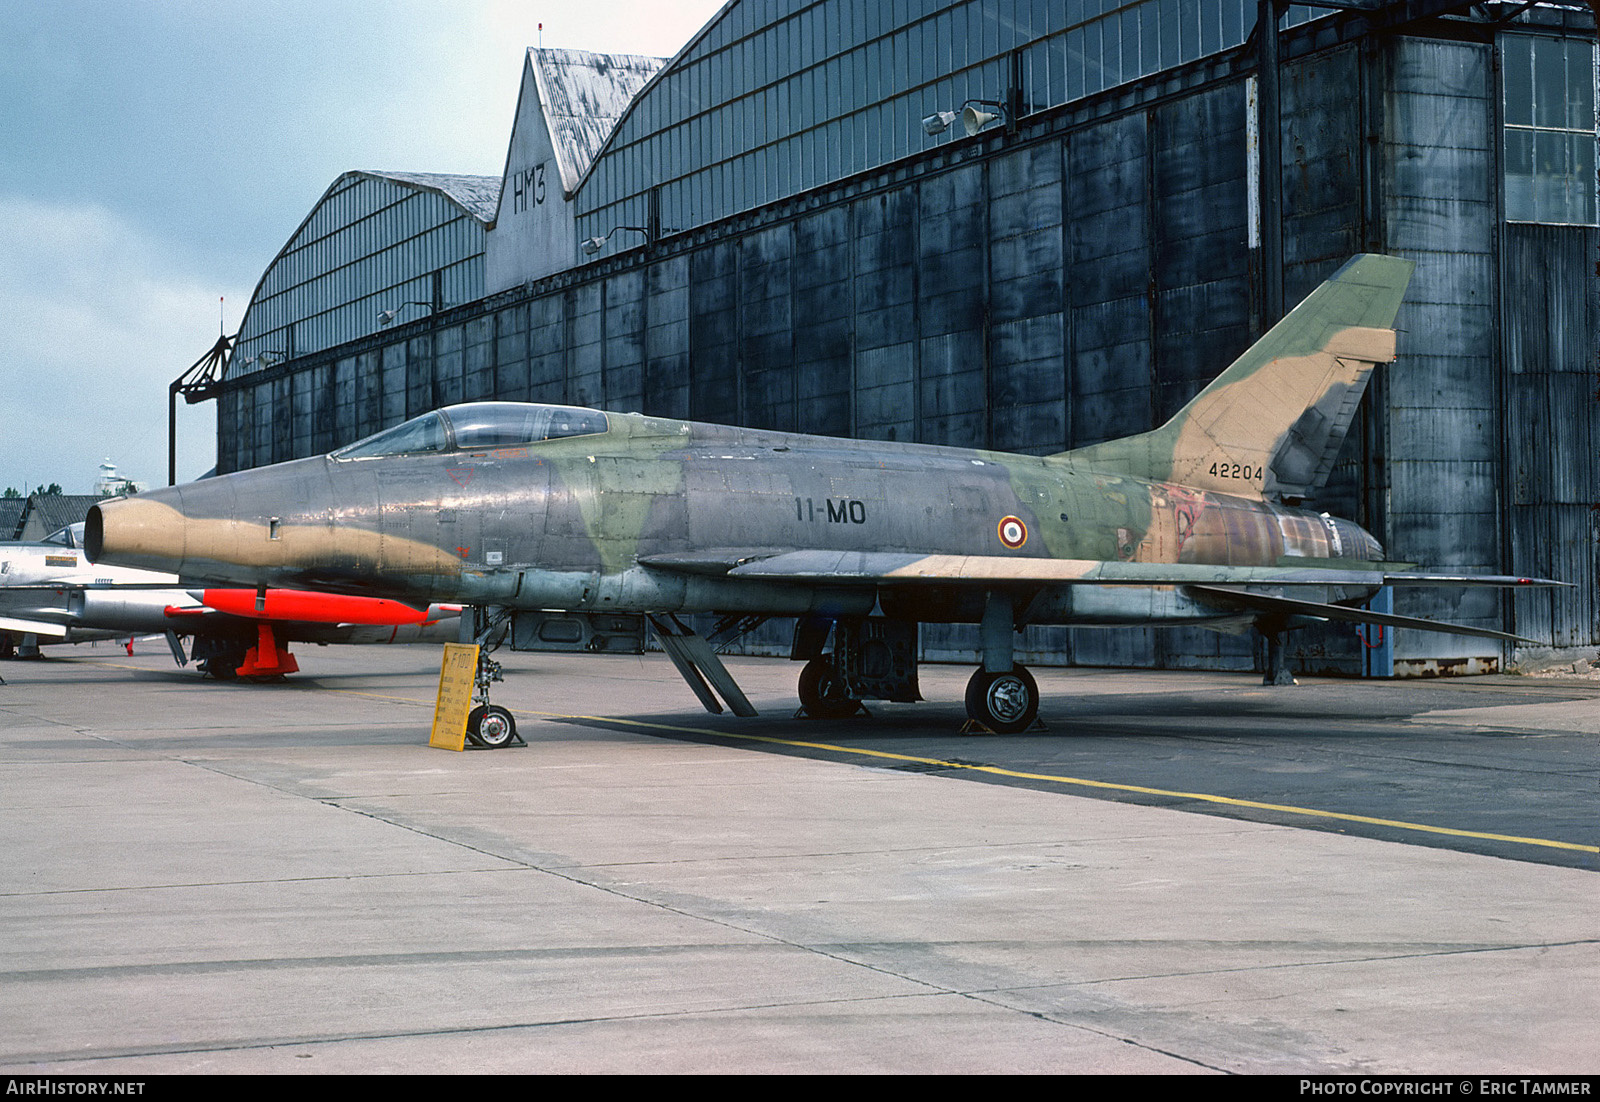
[462,608,523,749]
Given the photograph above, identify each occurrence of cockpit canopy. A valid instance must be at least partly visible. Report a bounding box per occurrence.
[43,523,85,549]
[332,403,609,460]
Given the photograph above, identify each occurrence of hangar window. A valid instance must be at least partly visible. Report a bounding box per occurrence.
[1503,35,1598,225]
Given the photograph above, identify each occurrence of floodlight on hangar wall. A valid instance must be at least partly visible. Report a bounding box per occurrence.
[581,225,651,256]
[377,301,436,327]
[921,100,1008,138]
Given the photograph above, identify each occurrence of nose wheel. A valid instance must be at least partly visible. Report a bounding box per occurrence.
[964,665,1039,734]
[466,703,518,748]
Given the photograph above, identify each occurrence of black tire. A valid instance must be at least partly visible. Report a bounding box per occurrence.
[797,657,857,719]
[467,704,518,748]
[199,654,243,680]
[964,665,1039,734]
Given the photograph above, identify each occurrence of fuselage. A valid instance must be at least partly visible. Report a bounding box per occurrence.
[87,403,1385,628]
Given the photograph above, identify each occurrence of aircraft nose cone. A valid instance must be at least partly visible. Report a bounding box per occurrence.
[86,490,188,572]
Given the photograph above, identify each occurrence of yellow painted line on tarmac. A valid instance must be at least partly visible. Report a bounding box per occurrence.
[527,710,1600,857]
[67,655,1595,856]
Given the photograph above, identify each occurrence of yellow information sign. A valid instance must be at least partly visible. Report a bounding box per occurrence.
[430,642,479,751]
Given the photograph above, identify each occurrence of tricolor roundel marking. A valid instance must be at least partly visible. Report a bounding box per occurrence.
[997,516,1028,549]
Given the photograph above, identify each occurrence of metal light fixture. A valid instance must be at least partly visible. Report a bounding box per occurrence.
[242,350,287,370]
[376,301,435,327]
[922,99,1008,138]
[581,225,650,256]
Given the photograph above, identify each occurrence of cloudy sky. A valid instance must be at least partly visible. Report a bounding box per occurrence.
[0,0,725,494]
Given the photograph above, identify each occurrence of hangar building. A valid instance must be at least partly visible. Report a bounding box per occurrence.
[201,0,1599,676]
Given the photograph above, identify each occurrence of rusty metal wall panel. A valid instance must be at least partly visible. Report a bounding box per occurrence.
[1504,223,1600,647]
[644,256,690,420]
[794,207,854,438]
[462,315,496,404]
[918,330,984,448]
[603,270,645,413]
[403,335,433,420]
[1151,81,1252,424]
[1379,37,1504,659]
[495,304,529,402]
[380,342,407,429]
[737,226,795,432]
[355,350,382,438]
[1280,45,1366,293]
[566,284,602,409]
[1068,112,1153,449]
[527,296,565,406]
[852,190,917,442]
[989,143,1066,455]
[689,242,738,423]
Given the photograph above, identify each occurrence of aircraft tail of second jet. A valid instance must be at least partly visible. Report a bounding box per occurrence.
[1060,253,1414,502]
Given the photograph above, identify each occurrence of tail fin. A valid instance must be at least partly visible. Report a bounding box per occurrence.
[1059,254,1414,501]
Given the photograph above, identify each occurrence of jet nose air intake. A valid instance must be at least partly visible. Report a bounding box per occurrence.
[86,491,189,573]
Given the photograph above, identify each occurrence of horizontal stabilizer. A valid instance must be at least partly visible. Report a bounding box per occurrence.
[1382,572,1572,588]
[1186,586,1538,644]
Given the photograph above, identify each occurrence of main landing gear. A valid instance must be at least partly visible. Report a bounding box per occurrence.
[963,665,1040,735]
[192,626,299,680]
[463,606,522,749]
[790,597,1043,733]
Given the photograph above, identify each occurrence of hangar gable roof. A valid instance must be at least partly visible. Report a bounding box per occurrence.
[358,171,502,224]
[530,48,666,194]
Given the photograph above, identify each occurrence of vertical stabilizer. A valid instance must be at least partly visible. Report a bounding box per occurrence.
[1059,254,1414,501]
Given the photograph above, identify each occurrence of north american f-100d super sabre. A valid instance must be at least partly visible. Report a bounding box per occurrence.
[86,255,1561,739]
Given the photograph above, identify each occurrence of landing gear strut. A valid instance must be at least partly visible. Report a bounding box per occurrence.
[961,591,1041,733]
[462,606,521,748]
[790,617,918,719]
[1258,616,1299,686]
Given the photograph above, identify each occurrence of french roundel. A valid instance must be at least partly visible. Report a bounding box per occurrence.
[997,515,1028,549]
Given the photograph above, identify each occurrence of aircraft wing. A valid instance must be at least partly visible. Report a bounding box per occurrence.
[642,550,1561,644]
[643,550,1564,591]
[0,616,69,639]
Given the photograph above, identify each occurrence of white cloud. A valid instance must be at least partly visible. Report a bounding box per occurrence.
[0,195,237,492]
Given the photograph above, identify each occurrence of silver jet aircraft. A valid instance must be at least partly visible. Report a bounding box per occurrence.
[86,256,1561,741]
[1,522,459,676]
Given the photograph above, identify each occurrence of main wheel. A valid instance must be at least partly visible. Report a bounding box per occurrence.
[964,666,1039,734]
[797,657,858,719]
[199,653,244,679]
[467,704,518,748]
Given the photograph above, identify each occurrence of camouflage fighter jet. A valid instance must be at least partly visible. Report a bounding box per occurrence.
[85,255,1561,739]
